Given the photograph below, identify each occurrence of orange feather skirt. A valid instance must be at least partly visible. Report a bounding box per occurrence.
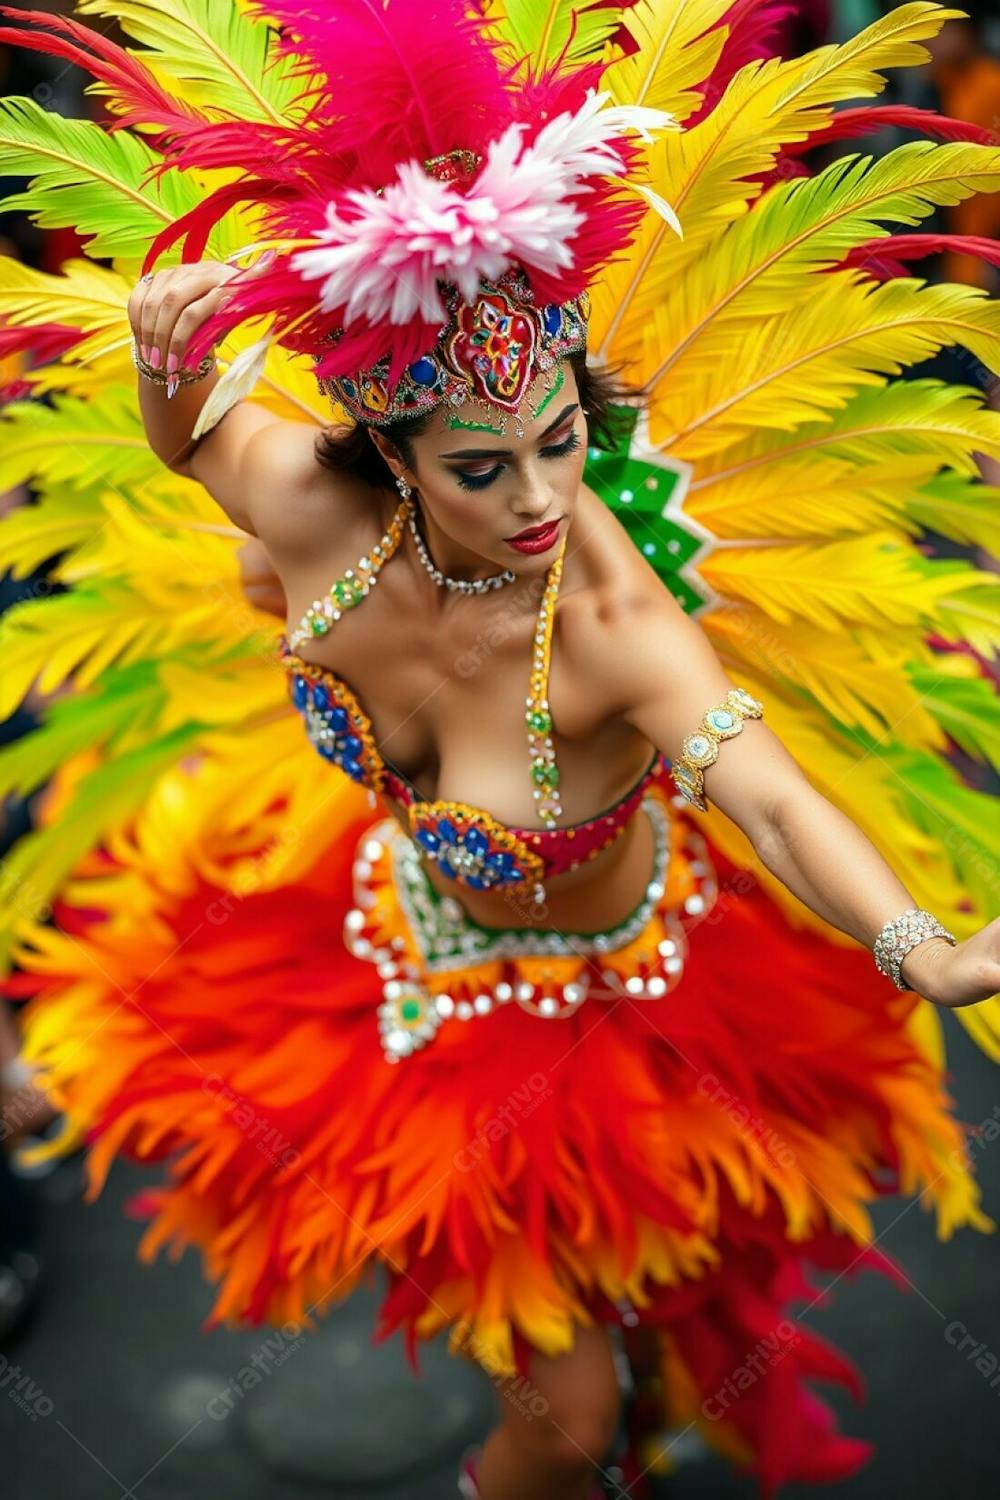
[7,766,992,1497]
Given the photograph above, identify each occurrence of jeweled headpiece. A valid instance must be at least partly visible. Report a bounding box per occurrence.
[136,0,681,438]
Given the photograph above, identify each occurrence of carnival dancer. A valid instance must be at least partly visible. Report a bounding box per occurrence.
[1,3,999,1497]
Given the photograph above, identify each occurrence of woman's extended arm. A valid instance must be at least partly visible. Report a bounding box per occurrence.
[584,582,1000,1010]
[127,258,290,535]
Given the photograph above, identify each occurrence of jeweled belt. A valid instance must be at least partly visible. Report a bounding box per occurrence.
[342,792,718,1062]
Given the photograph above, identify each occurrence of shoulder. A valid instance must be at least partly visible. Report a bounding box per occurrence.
[556,482,691,709]
[187,405,380,550]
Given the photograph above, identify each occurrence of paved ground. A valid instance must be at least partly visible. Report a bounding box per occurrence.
[3,1010,999,1500]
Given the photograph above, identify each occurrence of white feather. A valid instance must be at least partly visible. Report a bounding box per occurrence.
[191,333,273,441]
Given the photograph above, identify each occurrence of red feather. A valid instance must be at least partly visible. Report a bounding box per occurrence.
[690,0,796,123]
[786,104,997,155]
[243,0,516,185]
[844,234,1000,282]
[0,6,207,138]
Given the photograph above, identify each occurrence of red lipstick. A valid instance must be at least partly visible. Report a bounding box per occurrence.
[505,517,562,555]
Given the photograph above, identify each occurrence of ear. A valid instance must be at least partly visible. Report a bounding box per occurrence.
[367,429,407,482]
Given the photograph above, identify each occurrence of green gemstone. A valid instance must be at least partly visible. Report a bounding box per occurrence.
[400,998,422,1022]
[526,709,552,733]
[333,578,364,608]
[531,760,559,787]
[310,616,328,635]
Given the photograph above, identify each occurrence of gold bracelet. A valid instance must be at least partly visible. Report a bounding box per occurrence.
[671,687,764,810]
[130,337,216,387]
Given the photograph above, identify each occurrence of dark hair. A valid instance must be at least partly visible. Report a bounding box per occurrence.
[313,348,644,489]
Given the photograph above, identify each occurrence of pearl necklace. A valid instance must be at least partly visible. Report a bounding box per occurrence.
[400,481,516,594]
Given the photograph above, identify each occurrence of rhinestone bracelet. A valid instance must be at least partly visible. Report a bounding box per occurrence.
[130,336,217,385]
[872,907,956,992]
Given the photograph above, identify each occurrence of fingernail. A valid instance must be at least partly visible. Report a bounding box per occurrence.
[257,248,276,267]
[140,342,150,361]
[166,373,178,399]
[166,351,178,375]
[149,346,161,369]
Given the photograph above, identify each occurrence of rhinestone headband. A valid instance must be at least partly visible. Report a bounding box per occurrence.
[313,265,590,436]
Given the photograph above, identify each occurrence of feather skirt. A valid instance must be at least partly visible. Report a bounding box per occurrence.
[7,767,992,1498]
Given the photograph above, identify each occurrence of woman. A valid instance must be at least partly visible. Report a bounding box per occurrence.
[4,2,1000,1497]
[126,250,998,1500]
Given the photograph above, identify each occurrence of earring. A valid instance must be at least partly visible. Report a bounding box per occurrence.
[396,475,412,500]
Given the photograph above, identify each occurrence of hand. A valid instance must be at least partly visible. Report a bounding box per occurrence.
[236,538,287,618]
[900,918,1000,1008]
[127,252,273,380]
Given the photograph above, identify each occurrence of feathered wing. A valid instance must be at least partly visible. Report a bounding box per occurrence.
[0,2,334,971]
[587,1,1000,1058]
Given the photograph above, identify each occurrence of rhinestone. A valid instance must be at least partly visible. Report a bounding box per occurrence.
[363,839,384,861]
[385,1028,414,1055]
[376,961,398,979]
[515,981,535,1001]
[474,994,493,1014]
[684,894,705,914]
[657,939,677,957]
[354,859,372,881]
[345,908,366,932]
[457,1000,474,1020]
[495,981,513,1002]
[383,980,402,1001]
[539,997,559,1016]
[625,976,646,996]
[665,956,683,974]
[646,976,667,997]
[563,982,585,1003]
[646,881,665,901]
[435,994,455,1017]
[353,937,372,957]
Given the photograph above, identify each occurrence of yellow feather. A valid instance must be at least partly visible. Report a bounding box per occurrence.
[695,529,989,631]
[649,273,1000,458]
[704,608,946,746]
[603,0,731,120]
[592,2,965,359]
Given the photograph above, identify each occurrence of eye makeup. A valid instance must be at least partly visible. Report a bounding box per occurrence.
[452,427,582,492]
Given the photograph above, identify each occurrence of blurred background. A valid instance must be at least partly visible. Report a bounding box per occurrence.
[1,3,998,1498]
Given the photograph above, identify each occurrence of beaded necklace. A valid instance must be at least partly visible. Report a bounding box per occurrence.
[287,495,412,651]
[285,504,567,822]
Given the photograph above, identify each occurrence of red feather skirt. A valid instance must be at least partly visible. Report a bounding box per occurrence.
[8,767,992,1498]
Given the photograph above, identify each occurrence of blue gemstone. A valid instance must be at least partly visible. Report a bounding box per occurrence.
[543,304,561,334]
[291,675,309,710]
[438,857,457,880]
[329,706,350,732]
[485,852,514,877]
[436,819,459,846]
[462,826,489,856]
[318,741,338,761]
[341,733,363,758]
[312,683,330,713]
[410,357,437,386]
[465,875,486,890]
[414,828,440,853]
[340,757,364,781]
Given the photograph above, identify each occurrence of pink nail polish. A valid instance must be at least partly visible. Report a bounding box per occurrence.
[166,373,178,399]
[258,248,276,267]
[166,352,178,375]
[149,346,162,369]
[140,343,150,361]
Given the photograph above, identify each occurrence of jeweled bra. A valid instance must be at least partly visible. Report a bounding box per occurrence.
[276,497,663,903]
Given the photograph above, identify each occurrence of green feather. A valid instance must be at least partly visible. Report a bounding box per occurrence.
[0,96,200,260]
[77,0,305,124]
[907,667,1000,770]
[492,0,632,70]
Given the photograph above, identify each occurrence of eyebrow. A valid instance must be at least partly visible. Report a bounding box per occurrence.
[440,403,579,459]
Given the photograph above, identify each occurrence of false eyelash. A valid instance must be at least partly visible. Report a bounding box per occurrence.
[455,429,582,491]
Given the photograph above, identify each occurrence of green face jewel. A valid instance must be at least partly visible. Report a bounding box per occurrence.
[531,362,564,422]
[445,412,506,434]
